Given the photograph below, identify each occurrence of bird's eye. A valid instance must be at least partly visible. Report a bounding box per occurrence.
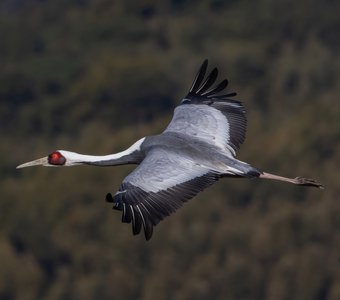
[48,151,66,165]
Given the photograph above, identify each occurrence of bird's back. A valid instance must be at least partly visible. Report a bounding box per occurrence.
[141,131,259,176]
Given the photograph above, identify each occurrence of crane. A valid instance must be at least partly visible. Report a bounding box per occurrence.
[17,60,323,240]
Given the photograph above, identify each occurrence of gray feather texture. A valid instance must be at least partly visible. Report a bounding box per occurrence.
[107,60,260,240]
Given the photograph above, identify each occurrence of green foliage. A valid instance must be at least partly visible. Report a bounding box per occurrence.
[1,0,339,299]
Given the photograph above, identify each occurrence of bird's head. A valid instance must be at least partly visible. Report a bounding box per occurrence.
[16,150,79,169]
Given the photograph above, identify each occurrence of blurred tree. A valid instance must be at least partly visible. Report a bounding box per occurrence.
[0,0,339,299]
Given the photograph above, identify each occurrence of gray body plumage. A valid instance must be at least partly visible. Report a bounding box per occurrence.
[138,131,258,181]
[17,59,322,240]
[106,60,261,240]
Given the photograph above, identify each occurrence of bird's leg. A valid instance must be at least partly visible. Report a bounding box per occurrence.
[259,172,324,189]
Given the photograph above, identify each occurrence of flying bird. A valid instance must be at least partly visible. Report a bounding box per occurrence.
[17,60,323,240]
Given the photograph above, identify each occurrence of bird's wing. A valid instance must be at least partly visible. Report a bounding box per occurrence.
[164,59,246,157]
[106,148,221,240]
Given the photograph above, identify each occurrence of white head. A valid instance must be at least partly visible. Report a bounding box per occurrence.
[16,150,81,168]
[17,138,146,169]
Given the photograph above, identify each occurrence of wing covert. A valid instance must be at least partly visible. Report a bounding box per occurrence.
[165,59,247,156]
[106,149,221,240]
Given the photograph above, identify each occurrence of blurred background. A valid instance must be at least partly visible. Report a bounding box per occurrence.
[1,0,339,299]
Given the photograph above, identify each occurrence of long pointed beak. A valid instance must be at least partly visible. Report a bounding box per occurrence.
[16,157,49,169]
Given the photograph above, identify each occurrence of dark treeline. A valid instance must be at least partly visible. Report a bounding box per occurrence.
[1,0,339,299]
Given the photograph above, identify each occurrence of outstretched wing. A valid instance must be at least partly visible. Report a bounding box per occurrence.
[106,149,221,240]
[164,59,246,157]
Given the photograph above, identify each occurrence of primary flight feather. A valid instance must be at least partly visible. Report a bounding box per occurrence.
[17,59,323,240]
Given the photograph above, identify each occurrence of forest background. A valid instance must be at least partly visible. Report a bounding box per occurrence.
[0,0,339,299]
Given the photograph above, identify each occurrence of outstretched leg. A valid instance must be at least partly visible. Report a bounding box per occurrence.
[259,172,324,189]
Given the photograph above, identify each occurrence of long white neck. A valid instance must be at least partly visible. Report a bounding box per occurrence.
[59,137,145,166]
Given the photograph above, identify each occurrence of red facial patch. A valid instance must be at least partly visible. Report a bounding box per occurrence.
[48,151,66,166]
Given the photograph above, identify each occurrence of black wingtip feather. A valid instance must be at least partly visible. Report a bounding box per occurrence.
[122,205,132,223]
[196,67,218,94]
[132,206,143,235]
[110,172,221,241]
[106,193,114,203]
[202,79,228,97]
[190,59,208,93]
[143,212,154,240]
[145,229,153,240]
[225,92,237,97]
[187,60,236,100]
